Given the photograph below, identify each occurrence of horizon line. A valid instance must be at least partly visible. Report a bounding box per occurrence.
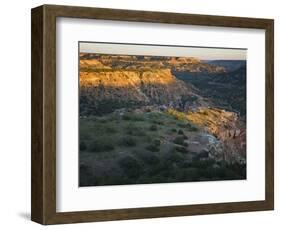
[79,41,247,61]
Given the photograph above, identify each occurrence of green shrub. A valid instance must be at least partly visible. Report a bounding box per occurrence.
[122,114,131,120]
[190,159,215,169]
[138,150,160,165]
[125,124,146,136]
[170,128,177,133]
[149,124,158,131]
[151,160,173,177]
[118,155,142,179]
[142,134,153,143]
[89,139,115,152]
[175,146,188,153]
[146,144,160,152]
[153,139,161,146]
[166,152,184,163]
[119,136,137,147]
[173,136,185,145]
[178,129,184,135]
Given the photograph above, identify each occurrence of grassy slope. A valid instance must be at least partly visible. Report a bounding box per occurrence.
[79,110,246,186]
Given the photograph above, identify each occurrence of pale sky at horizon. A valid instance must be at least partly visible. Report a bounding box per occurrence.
[79,42,247,60]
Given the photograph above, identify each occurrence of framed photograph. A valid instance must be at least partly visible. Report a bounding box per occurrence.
[31,4,274,224]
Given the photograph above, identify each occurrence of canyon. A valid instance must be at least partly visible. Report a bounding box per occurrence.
[79,53,247,186]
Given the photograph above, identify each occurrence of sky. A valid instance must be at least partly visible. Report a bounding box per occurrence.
[79,42,247,60]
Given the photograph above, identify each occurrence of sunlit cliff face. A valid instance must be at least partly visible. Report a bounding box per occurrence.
[80,69,177,88]
[79,55,180,87]
[79,66,194,107]
[79,54,226,88]
[78,55,207,114]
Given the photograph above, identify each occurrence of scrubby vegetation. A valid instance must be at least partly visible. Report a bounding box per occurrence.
[88,138,115,152]
[79,110,246,186]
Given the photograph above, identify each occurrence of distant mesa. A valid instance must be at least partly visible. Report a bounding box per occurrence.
[79,53,226,73]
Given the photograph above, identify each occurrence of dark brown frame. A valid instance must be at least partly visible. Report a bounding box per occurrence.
[31,4,274,225]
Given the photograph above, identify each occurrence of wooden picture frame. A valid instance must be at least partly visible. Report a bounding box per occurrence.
[31,4,274,225]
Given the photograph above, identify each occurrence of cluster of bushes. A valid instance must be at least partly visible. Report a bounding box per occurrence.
[80,147,246,186]
[79,110,246,186]
[80,98,144,116]
[124,123,146,136]
[88,138,115,152]
[138,150,160,165]
[145,139,161,152]
[81,135,140,153]
[170,128,177,133]
[79,111,196,156]
[79,139,115,152]
[175,146,188,153]
[173,136,185,145]
[118,155,143,179]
